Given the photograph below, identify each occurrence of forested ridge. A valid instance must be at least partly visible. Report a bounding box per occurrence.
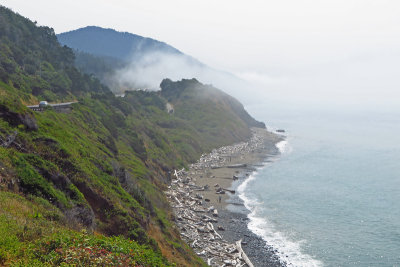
[0,6,263,266]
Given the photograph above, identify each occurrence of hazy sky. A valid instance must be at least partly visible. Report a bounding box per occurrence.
[3,0,400,108]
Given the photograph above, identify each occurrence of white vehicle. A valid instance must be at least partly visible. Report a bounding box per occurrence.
[39,101,48,108]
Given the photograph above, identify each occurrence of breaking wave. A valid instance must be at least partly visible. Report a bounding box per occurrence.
[237,140,323,267]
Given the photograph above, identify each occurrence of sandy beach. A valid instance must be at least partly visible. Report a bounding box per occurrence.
[193,129,280,211]
[166,128,285,266]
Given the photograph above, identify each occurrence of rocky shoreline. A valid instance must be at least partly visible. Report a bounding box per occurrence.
[166,128,286,266]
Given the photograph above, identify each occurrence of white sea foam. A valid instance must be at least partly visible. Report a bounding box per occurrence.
[237,144,323,267]
[276,139,291,154]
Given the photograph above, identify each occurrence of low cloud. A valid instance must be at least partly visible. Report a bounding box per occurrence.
[112,51,265,104]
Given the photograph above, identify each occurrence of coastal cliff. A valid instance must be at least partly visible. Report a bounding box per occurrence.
[0,5,269,266]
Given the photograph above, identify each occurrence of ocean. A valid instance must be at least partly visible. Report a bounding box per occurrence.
[237,104,400,267]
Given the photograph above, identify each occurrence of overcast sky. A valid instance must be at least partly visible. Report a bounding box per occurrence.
[3,0,400,109]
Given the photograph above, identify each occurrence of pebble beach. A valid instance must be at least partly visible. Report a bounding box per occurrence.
[166,128,285,266]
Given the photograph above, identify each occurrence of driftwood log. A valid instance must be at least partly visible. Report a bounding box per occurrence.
[221,188,235,194]
[167,129,270,266]
[235,239,254,267]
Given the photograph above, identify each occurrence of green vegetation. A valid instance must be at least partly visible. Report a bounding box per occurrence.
[0,6,108,102]
[0,191,171,266]
[0,5,263,266]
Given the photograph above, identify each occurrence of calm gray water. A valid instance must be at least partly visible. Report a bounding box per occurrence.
[240,105,400,267]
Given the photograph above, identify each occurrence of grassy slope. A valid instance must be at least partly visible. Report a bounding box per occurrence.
[0,82,211,266]
[0,5,264,266]
[1,80,215,266]
[0,191,171,266]
[0,76,259,265]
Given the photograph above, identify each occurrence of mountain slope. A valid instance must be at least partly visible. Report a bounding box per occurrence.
[56,26,254,102]
[57,26,203,90]
[57,26,260,104]
[57,26,182,61]
[0,5,264,266]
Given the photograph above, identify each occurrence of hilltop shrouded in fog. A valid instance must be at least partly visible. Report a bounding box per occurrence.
[57,26,258,103]
[57,26,182,61]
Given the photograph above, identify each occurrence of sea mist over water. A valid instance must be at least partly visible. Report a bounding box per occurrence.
[238,104,400,267]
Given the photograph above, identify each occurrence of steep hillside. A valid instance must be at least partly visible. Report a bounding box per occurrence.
[0,12,108,103]
[161,78,266,144]
[0,5,264,266]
